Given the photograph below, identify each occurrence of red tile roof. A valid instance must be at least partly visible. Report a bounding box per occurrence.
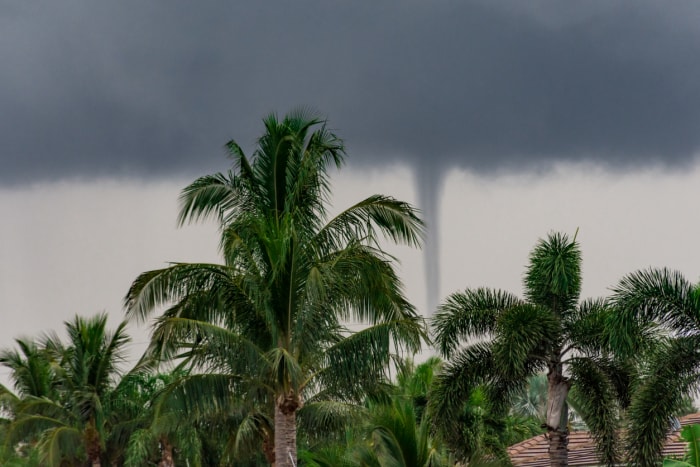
[507,413,700,466]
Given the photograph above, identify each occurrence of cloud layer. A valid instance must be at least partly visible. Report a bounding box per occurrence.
[3,1,700,185]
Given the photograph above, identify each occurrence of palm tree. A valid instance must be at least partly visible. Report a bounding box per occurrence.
[2,314,130,467]
[125,110,426,467]
[110,371,203,467]
[394,356,442,425]
[0,338,56,402]
[355,398,449,467]
[0,338,57,466]
[611,268,700,466]
[431,232,631,467]
[52,314,130,467]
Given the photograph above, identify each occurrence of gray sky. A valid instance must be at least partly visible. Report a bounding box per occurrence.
[2,2,700,379]
[3,0,700,184]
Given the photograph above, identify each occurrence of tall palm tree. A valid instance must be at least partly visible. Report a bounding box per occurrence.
[431,232,632,467]
[611,268,700,466]
[125,110,426,467]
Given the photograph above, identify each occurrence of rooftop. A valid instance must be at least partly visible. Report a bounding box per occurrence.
[507,413,700,466]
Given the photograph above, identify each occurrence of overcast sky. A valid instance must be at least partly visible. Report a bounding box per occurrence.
[2,1,700,379]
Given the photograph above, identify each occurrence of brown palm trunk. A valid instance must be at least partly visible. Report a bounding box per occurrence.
[263,430,276,466]
[546,362,571,467]
[85,420,102,467]
[158,436,175,467]
[274,391,300,467]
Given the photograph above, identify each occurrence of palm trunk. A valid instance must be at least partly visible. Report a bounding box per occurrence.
[274,391,300,467]
[263,430,276,466]
[158,436,175,467]
[85,419,102,467]
[546,362,571,467]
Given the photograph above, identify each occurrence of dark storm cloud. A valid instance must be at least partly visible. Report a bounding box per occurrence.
[2,0,700,184]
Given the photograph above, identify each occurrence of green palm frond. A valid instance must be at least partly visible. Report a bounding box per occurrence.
[300,445,358,467]
[146,316,266,373]
[268,346,305,394]
[297,400,367,440]
[428,343,495,434]
[433,288,522,357]
[0,338,55,399]
[431,231,639,466]
[492,303,557,378]
[563,298,611,353]
[124,262,232,323]
[317,321,424,401]
[395,356,442,423]
[612,268,700,333]
[609,268,700,465]
[38,425,84,467]
[177,171,241,226]
[366,401,416,467]
[150,373,244,424]
[225,412,271,462]
[123,428,157,467]
[317,195,424,251]
[2,314,134,465]
[357,398,450,467]
[569,357,622,466]
[626,336,700,466]
[313,242,419,326]
[175,426,204,466]
[60,314,130,405]
[7,410,73,446]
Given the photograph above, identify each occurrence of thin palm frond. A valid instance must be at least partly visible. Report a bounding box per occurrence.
[433,288,522,357]
[612,268,700,334]
[569,357,622,466]
[626,336,700,466]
